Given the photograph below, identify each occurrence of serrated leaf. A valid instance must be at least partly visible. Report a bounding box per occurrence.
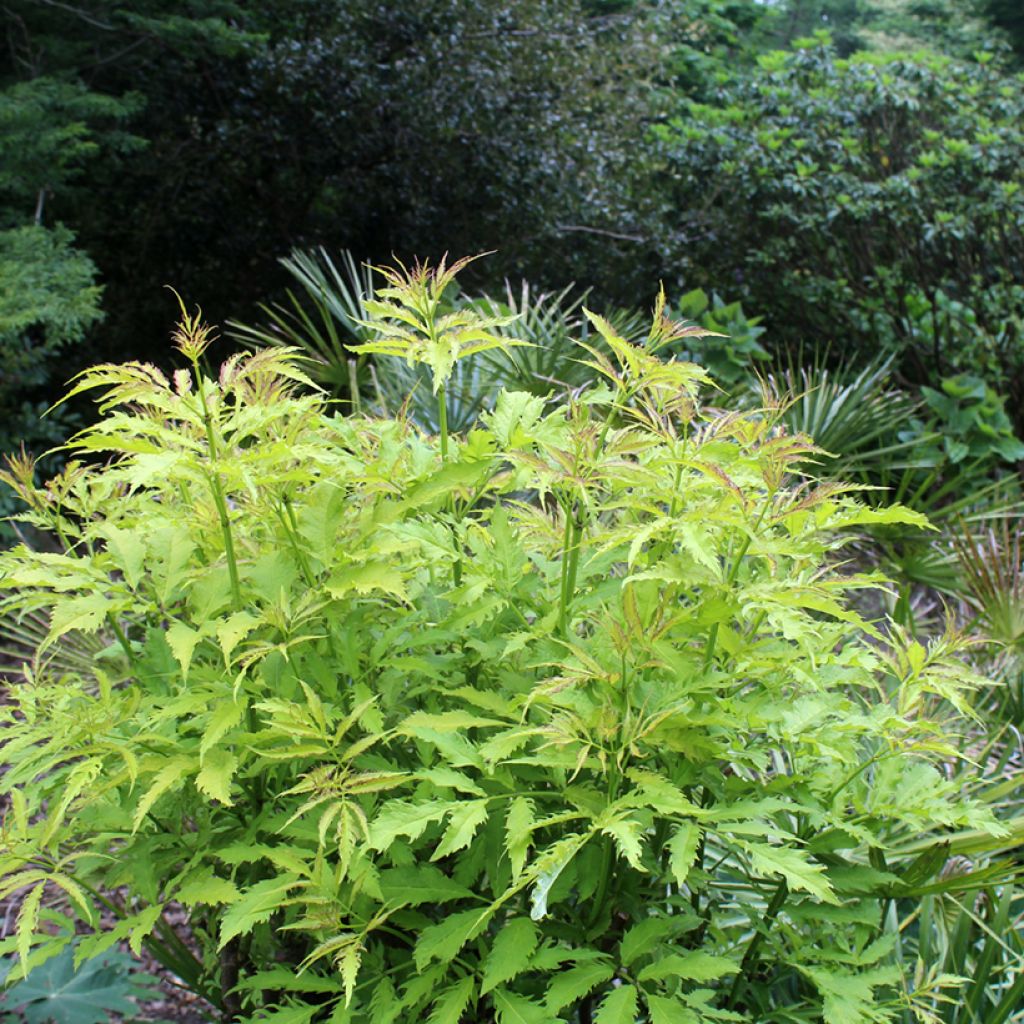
[620,918,688,966]
[427,976,475,1024]
[530,833,589,920]
[132,757,194,833]
[506,797,535,881]
[200,699,245,761]
[668,823,702,888]
[46,596,111,645]
[15,883,45,972]
[638,952,738,983]
[432,799,489,860]
[545,961,615,1013]
[594,983,638,1024]
[600,816,646,871]
[646,995,700,1024]
[219,875,300,949]
[176,868,240,908]
[216,610,259,665]
[494,989,555,1024]
[195,748,237,805]
[326,562,406,601]
[481,918,539,995]
[369,799,458,850]
[165,620,201,681]
[414,908,490,971]
[378,866,475,906]
[737,840,838,904]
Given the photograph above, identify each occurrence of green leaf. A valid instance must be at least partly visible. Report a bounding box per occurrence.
[737,840,838,904]
[545,961,615,1013]
[667,823,702,888]
[1,945,155,1024]
[131,757,194,833]
[594,983,638,1024]
[427,976,475,1024]
[600,815,646,871]
[620,917,697,966]
[506,797,535,881]
[481,918,539,995]
[219,875,300,949]
[45,596,111,645]
[432,799,490,860]
[530,834,589,920]
[176,868,240,908]
[200,699,246,761]
[195,748,237,805]
[494,989,555,1024]
[414,908,490,971]
[165,620,201,681]
[638,952,739,983]
[369,799,458,850]
[378,866,475,906]
[645,995,700,1024]
[326,561,407,601]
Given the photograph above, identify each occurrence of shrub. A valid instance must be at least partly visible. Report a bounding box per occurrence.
[661,42,1024,426]
[0,261,1017,1024]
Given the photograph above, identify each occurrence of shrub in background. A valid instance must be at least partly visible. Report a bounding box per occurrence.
[661,42,1024,427]
[0,261,1020,1024]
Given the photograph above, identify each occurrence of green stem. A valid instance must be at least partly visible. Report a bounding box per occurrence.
[585,772,621,930]
[190,366,243,611]
[438,383,449,463]
[108,615,135,664]
[558,506,575,637]
[725,877,789,1010]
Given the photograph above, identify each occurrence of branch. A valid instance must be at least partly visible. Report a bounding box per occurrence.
[554,223,647,243]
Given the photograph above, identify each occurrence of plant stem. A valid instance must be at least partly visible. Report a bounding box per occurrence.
[438,383,449,463]
[108,615,135,664]
[725,877,789,1010]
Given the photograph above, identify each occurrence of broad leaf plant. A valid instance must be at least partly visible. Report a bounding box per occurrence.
[0,259,1010,1024]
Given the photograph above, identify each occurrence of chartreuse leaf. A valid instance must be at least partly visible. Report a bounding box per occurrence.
[645,995,700,1024]
[736,840,838,904]
[594,983,638,1024]
[195,748,237,805]
[369,799,458,849]
[432,799,490,860]
[132,757,194,833]
[378,866,475,906]
[667,823,702,888]
[166,620,201,680]
[481,918,539,994]
[427,976,475,1024]
[545,960,615,1013]
[638,952,739,983]
[414,908,491,971]
[175,867,241,908]
[219,875,301,949]
[506,797,535,881]
[15,883,45,973]
[326,561,406,601]
[803,965,902,1024]
[494,988,556,1024]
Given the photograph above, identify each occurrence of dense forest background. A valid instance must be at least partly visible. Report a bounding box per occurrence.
[3,0,1024,463]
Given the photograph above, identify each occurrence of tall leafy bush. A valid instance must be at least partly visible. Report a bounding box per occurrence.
[0,263,1016,1023]
[661,42,1024,425]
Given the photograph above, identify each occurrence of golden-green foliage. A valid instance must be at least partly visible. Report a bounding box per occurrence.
[0,264,1018,1024]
